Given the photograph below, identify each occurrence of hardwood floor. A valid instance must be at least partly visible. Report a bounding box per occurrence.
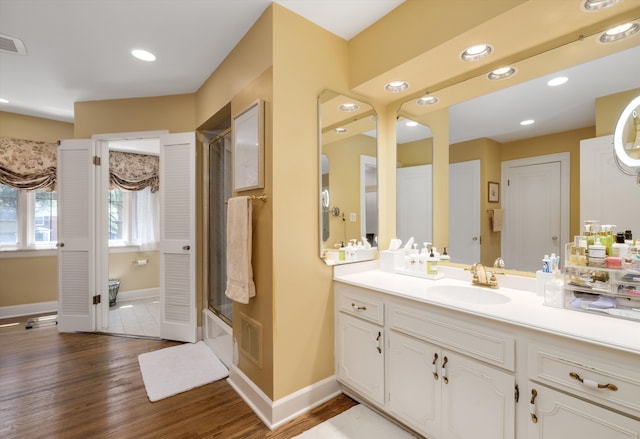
[0,314,356,439]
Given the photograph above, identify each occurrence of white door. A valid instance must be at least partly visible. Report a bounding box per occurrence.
[57,139,96,332]
[580,135,640,230]
[396,164,433,245]
[441,351,515,439]
[159,132,197,342]
[449,160,480,264]
[502,158,563,272]
[336,313,384,406]
[388,331,441,438]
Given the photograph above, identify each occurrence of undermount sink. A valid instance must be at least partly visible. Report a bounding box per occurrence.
[428,284,511,305]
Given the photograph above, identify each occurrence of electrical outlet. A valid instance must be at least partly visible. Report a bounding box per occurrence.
[350,213,357,222]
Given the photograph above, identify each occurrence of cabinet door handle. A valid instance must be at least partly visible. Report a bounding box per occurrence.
[530,389,538,423]
[183,245,191,250]
[432,353,439,380]
[351,303,367,311]
[376,331,382,354]
[442,356,448,384]
[569,372,618,391]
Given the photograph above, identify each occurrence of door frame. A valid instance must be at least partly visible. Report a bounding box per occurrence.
[92,130,167,332]
[501,152,570,266]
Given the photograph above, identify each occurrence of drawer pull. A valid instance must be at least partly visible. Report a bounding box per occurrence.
[376,331,382,354]
[351,303,367,311]
[442,356,449,384]
[569,372,618,391]
[530,389,538,423]
[432,353,439,380]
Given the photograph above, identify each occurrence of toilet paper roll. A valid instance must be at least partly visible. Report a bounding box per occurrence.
[134,259,148,266]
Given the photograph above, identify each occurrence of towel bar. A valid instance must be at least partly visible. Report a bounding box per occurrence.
[224,195,267,204]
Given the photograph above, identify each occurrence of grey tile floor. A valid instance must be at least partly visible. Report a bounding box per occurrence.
[107,296,159,337]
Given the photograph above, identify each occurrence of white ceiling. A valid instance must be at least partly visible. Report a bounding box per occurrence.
[1,0,638,145]
[0,0,404,122]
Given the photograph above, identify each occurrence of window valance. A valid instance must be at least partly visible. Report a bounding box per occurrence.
[109,151,159,193]
[0,137,159,192]
[0,137,57,190]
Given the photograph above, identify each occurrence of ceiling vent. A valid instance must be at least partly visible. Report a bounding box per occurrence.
[0,34,27,55]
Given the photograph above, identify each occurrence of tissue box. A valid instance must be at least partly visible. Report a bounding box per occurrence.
[380,250,405,272]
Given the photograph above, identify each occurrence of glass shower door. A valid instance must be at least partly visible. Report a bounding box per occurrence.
[208,131,233,324]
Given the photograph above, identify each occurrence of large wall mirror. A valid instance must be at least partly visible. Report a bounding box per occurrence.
[400,42,639,274]
[395,113,433,248]
[318,90,377,264]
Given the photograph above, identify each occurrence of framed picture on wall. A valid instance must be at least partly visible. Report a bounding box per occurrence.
[232,99,264,192]
[488,181,500,203]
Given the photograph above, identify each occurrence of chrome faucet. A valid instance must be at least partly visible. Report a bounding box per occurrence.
[466,258,505,288]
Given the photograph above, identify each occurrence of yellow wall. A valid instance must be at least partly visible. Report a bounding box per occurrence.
[0,113,73,308]
[397,137,433,167]
[323,134,376,248]
[74,94,196,138]
[108,251,160,292]
[595,87,640,137]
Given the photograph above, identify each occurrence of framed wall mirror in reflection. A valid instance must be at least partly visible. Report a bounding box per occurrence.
[318,90,378,265]
[232,99,264,192]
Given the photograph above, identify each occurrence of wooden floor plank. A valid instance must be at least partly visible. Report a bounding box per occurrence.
[0,314,356,438]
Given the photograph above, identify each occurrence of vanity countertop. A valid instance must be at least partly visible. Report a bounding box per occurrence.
[334,267,640,355]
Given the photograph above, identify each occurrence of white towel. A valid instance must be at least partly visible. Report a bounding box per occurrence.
[225,196,256,304]
[490,208,503,232]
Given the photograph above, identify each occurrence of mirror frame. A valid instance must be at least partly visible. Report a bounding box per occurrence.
[614,94,640,168]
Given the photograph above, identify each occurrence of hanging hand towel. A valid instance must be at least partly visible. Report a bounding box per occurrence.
[490,208,503,232]
[225,196,256,304]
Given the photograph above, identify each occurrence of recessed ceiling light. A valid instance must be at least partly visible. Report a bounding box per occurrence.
[547,76,568,87]
[405,121,419,127]
[582,0,621,11]
[334,127,347,134]
[520,119,535,126]
[131,49,156,62]
[599,22,640,43]
[487,66,516,80]
[0,98,9,104]
[339,103,359,112]
[461,44,493,62]
[416,96,439,105]
[384,81,409,93]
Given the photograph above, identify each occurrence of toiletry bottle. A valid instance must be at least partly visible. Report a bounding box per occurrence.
[339,242,346,261]
[440,247,451,262]
[577,247,587,266]
[427,248,439,275]
[612,233,629,259]
[542,255,550,273]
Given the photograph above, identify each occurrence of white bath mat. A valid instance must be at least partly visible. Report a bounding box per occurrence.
[138,341,228,402]
[292,404,417,439]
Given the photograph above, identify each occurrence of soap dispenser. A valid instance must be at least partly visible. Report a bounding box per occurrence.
[427,248,439,275]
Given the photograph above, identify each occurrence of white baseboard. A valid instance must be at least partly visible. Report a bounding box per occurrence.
[114,287,160,302]
[227,364,341,430]
[0,301,57,319]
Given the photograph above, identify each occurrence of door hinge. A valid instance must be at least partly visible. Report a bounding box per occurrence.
[93,295,101,305]
[515,384,520,403]
[93,156,101,166]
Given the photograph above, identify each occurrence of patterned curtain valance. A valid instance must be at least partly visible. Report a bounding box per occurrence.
[0,137,57,191]
[109,151,159,193]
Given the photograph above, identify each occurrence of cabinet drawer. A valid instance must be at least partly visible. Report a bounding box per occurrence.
[388,302,514,371]
[336,283,384,325]
[528,342,640,418]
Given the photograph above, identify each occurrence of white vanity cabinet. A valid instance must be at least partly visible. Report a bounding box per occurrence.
[526,339,640,438]
[335,281,516,438]
[335,284,385,406]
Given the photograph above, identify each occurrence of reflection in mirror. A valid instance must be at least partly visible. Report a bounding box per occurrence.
[395,116,433,247]
[318,90,377,264]
[445,45,639,273]
[613,94,640,182]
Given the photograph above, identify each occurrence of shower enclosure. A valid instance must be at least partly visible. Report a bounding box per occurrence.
[208,130,233,324]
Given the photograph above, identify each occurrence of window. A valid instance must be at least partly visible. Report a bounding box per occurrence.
[0,183,57,249]
[108,187,158,249]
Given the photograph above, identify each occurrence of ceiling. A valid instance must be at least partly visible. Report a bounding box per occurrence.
[1,0,638,146]
[0,0,404,122]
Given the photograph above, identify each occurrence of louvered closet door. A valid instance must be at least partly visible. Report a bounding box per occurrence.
[160,132,196,342]
[57,139,96,332]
